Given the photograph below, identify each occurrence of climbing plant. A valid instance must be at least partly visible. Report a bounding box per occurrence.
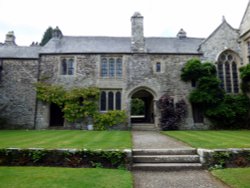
[240,64,250,93]
[35,82,127,129]
[181,58,250,129]
[157,94,187,130]
[35,82,99,122]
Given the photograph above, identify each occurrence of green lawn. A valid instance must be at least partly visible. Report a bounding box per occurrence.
[212,168,250,188]
[0,167,132,188]
[162,130,250,149]
[0,130,131,149]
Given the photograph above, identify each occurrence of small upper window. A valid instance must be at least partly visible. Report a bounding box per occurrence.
[156,62,161,72]
[61,58,74,75]
[100,57,123,79]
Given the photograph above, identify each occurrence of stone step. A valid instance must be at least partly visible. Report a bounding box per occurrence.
[132,163,202,171]
[133,149,197,156]
[132,124,159,131]
[132,127,158,131]
[133,155,200,163]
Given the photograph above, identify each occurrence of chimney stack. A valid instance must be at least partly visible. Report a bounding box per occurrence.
[52,26,63,39]
[177,28,187,39]
[5,31,16,45]
[131,12,145,53]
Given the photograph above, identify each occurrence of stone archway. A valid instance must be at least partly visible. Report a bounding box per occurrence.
[130,89,155,124]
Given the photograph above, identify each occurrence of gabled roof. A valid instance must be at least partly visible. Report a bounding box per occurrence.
[0,45,41,59]
[199,19,239,48]
[239,0,250,36]
[40,36,204,54]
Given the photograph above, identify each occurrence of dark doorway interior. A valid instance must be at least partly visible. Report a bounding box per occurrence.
[131,90,154,123]
[192,104,204,123]
[50,103,64,126]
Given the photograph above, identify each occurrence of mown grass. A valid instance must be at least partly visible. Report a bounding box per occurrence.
[0,167,132,188]
[212,168,250,188]
[162,130,250,149]
[0,130,131,149]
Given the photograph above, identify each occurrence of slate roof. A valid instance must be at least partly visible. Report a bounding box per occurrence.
[0,36,204,59]
[145,37,204,54]
[0,45,41,59]
[40,36,204,54]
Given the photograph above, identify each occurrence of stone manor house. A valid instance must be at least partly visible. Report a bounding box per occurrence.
[0,2,250,129]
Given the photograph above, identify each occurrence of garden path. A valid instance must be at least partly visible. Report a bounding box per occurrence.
[132,131,229,188]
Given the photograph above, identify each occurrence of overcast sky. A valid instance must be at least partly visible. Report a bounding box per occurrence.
[0,0,249,46]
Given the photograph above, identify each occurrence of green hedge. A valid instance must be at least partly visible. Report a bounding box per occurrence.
[0,148,132,170]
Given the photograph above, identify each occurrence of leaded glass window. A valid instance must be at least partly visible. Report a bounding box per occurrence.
[101,58,108,77]
[100,91,106,111]
[100,57,123,79]
[116,92,121,110]
[156,62,161,72]
[108,92,114,110]
[116,58,122,78]
[109,58,115,78]
[100,90,122,111]
[61,58,74,75]
[217,51,239,93]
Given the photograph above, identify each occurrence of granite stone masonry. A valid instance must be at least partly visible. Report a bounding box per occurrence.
[0,1,250,129]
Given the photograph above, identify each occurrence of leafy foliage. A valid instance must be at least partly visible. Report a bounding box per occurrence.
[35,82,99,122]
[94,111,127,130]
[35,82,65,107]
[35,83,127,128]
[181,59,216,82]
[206,94,250,128]
[40,27,53,46]
[63,87,99,122]
[189,76,224,106]
[131,98,144,115]
[181,58,250,129]
[157,94,187,130]
[0,148,130,169]
[240,64,250,93]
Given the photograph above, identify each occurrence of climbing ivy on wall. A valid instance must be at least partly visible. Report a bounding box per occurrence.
[35,82,127,129]
[181,58,250,129]
[35,82,99,122]
[240,64,250,93]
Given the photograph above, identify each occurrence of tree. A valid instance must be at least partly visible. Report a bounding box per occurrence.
[131,98,144,115]
[40,27,53,46]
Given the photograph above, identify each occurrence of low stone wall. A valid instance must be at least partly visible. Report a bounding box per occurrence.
[198,148,250,169]
[0,148,132,170]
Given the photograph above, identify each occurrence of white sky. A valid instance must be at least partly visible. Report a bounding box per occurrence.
[0,0,249,46]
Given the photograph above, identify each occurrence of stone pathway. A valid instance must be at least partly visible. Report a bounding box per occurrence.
[132,131,229,188]
[132,131,191,149]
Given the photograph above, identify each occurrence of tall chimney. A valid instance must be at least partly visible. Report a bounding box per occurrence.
[131,12,145,53]
[5,31,16,45]
[52,26,63,39]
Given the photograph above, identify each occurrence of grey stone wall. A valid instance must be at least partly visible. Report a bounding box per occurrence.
[124,53,202,129]
[200,21,241,62]
[0,59,38,128]
[36,53,203,129]
[36,54,99,129]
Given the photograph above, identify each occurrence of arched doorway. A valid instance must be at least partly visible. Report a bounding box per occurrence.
[130,89,154,123]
